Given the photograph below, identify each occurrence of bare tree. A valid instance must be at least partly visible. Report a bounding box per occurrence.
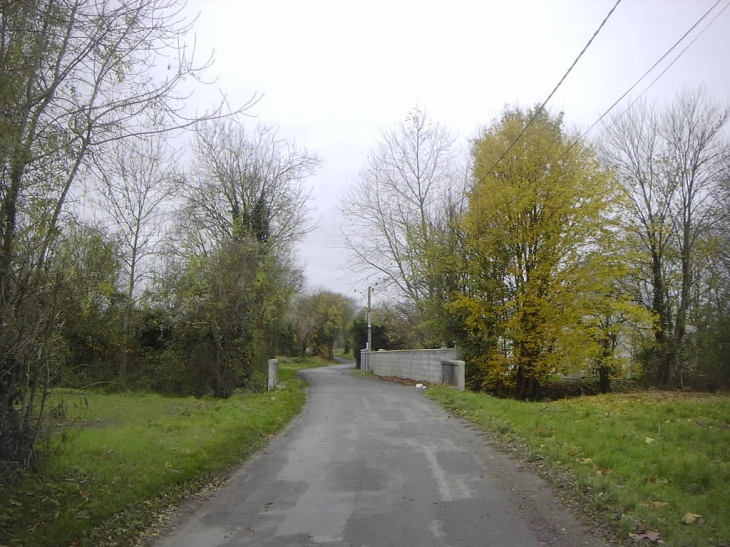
[91,131,180,376]
[178,117,320,254]
[340,108,466,303]
[602,88,730,386]
[601,100,674,350]
[661,89,730,355]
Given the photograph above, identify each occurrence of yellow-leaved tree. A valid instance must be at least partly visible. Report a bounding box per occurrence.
[451,106,640,399]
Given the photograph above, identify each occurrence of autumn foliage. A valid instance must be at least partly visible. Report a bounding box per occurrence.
[447,107,646,398]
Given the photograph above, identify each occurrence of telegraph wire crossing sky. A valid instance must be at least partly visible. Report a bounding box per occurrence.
[480,0,624,179]
[182,0,730,305]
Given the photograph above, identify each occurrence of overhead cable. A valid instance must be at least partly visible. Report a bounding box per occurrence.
[597,0,730,139]
[480,0,622,178]
[562,0,727,157]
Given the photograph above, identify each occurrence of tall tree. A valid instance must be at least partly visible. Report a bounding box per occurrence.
[91,131,179,377]
[340,108,466,303]
[452,106,624,399]
[159,240,291,397]
[162,115,318,396]
[602,89,730,386]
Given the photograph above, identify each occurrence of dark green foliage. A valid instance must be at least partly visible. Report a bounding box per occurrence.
[250,192,271,244]
[349,315,408,367]
[146,240,290,397]
[51,231,295,398]
[695,327,730,390]
[54,224,127,387]
[0,406,31,483]
[291,290,354,360]
[274,321,299,358]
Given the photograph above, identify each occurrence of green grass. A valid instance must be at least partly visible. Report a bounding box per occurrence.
[425,387,730,547]
[0,357,328,547]
[333,348,354,360]
[277,354,332,377]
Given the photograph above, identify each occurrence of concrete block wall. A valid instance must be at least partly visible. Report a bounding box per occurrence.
[369,348,459,384]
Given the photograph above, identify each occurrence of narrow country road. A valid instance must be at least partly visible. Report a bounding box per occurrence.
[153,364,610,547]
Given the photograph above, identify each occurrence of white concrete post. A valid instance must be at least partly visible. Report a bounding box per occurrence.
[361,349,370,373]
[267,359,279,391]
[455,360,465,391]
[441,359,466,391]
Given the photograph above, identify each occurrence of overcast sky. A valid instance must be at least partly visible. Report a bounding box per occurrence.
[181,0,730,307]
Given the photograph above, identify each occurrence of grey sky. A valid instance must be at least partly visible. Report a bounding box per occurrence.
[182,0,730,306]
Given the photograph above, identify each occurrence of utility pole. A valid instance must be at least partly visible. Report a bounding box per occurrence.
[366,285,372,351]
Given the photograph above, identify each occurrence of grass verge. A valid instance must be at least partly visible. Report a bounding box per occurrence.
[425,387,730,547]
[0,357,328,547]
[333,348,354,360]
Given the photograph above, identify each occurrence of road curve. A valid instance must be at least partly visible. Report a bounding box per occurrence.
[153,364,610,547]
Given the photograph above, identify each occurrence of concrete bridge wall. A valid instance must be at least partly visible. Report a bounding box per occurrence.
[361,348,464,390]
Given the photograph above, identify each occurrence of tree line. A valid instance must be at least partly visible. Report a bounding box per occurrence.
[0,0,351,479]
[342,93,730,400]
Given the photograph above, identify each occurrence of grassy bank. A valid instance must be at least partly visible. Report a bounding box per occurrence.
[0,357,326,547]
[426,387,730,547]
[334,348,354,360]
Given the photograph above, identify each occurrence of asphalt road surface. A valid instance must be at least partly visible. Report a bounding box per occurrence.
[153,364,611,547]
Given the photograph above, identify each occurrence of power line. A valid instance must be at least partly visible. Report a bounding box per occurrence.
[599,0,730,139]
[562,0,727,157]
[480,0,622,178]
